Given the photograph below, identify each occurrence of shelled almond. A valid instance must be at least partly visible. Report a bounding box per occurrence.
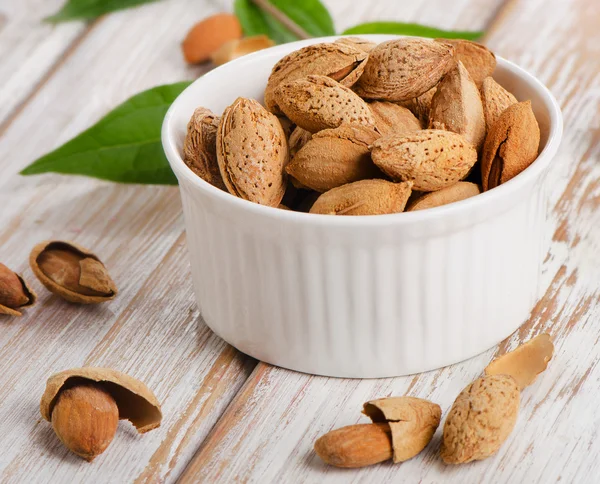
[182,37,541,214]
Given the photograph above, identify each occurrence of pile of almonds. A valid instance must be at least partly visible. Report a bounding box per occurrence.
[315,333,554,467]
[183,36,541,215]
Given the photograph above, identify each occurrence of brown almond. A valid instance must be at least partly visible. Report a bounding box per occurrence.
[363,397,441,463]
[481,101,540,191]
[289,126,313,157]
[429,61,486,150]
[369,101,422,137]
[275,75,376,133]
[399,86,437,125]
[314,423,393,468]
[371,130,478,192]
[436,39,496,87]
[355,38,455,101]
[481,76,518,130]
[310,179,412,216]
[30,241,117,304]
[286,124,381,192]
[407,182,481,211]
[183,107,226,190]
[485,333,554,390]
[41,367,162,434]
[217,97,288,206]
[0,263,36,316]
[264,42,368,113]
[210,35,274,66]
[335,36,377,53]
[182,13,242,64]
[441,375,520,464]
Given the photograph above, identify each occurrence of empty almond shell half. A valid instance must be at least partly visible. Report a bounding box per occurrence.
[40,367,162,433]
[30,241,117,304]
[485,333,554,390]
[363,396,441,463]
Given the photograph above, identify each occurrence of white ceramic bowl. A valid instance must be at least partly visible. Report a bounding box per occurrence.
[162,35,563,378]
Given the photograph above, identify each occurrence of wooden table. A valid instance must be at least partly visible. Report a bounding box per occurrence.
[1,0,598,481]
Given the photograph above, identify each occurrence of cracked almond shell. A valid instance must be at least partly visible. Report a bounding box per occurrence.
[369,101,422,137]
[407,182,481,211]
[288,126,313,157]
[41,367,162,434]
[481,76,518,130]
[363,397,441,463]
[371,130,478,192]
[485,333,554,390]
[355,38,455,101]
[0,263,37,316]
[183,107,226,190]
[286,124,381,192]
[264,42,368,113]
[429,61,486,150]
[481,101,540,191]
[275,75,376,133]
[310,179,413,216]
[436,39,496,87]
[30,241,117,304]
[217,97,288,206]
[441,375,520,464]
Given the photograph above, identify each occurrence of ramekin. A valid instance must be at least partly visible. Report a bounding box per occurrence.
[162,35,563,378]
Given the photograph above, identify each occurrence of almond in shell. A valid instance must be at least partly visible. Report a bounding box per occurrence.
[441,375,520,464]
[264,42,368,113]
[371,130,478,192]
[481,76,518,130]
[335,36,377,53]
[436,39,496,87]
[310,179,412,216]
[369,101,422,137]
[275,75,376,133]
[481,100,540,191]
[286,124,381,192]
[407,182,481,211]
[183,107,226,190]
[217,97,288,206]
[429,61,486,150]
[356,38,455,101]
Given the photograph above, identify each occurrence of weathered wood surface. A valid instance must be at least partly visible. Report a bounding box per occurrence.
[0,0,597,482]
[181,0,600,482]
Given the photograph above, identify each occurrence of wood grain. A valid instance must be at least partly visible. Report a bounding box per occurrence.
[180,0,600,482]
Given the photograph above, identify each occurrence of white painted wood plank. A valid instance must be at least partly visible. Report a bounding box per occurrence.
[181,0,600,482]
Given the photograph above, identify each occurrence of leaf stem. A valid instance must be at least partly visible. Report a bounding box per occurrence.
[251,0,312,40]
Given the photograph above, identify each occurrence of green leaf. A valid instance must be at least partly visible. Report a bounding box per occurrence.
[45,0,162,23]
[21,82,191,185]
[234,0,335,44]
[342,22,482,40]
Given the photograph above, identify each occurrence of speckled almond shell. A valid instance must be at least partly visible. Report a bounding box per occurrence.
[407,182,481,211]
[286,124,381,192]
[429,61,486,150]
[436,39,496,88]
[441,375,520,464]
[310,179,413,216]
[369,101,422,137]
[264,42,368,113]
[40,367,162,434]
[183,107,226,190]
[363,397,441,463]
[481,77,518,130]
[355,38,455,101]
[217,97,288,206]
[371,130,478,192]
[0,264,37,317]
[29,241,117,304]
[481,101,540,191]
[334,36,377,53]
[275,75,376,133]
